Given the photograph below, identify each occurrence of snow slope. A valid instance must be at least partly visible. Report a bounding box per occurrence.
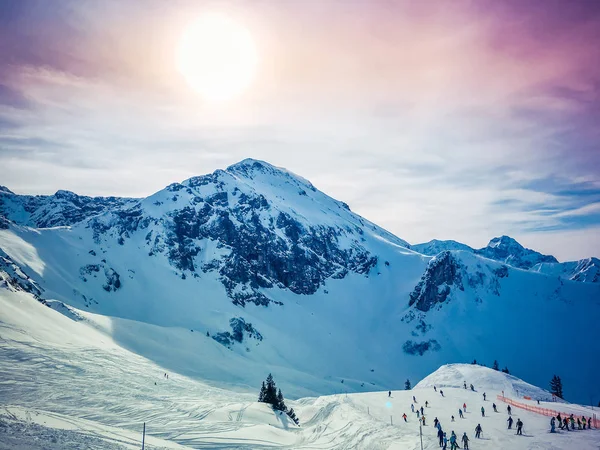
[1,290,598,449]
[1,159,599,405]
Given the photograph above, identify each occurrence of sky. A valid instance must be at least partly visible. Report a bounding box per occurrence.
[0,0,599,261]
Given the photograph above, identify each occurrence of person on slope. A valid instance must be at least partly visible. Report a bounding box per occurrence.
[588,416,592,430]
[413,395,417,403]
[403,413,407,422]
[449,432,459,450]
[550,416,556,433]
[434,386,437,392]
[492,403,497,412]
[563,417,569,430]
[440,390,445,397]
[557,413,562,428]
[481,406,485,417]
[458,409,464,419]
[437,421,442,431]
[483,392,486,401]
[437,427,444,447]
[507,405,512,415]
[475,424,482,438]
[422,415,426,426]
[388,390,391,397]
[417,410,420,418]
[570,415,575,429]
[451,415,455,422]
[434,417,439,428]
[577,418,582,430]
[516,418,524,435]
[442,432,448,450]
[463,403,467,413]
[507,416,513,429]
[464,382,467,389]
[411,404,415,413]
[425,401,429,408]
[470,384,474,391]
[421,406,425,415]
[462,432,470,449]
[582,416,587,429]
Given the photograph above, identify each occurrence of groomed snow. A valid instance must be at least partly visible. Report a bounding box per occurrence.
[1,290,598,449]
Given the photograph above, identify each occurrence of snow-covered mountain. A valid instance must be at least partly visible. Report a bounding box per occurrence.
[0,185,136,228]
[1,158,599,405]
[411,239,474,256]
[411,235,600,283]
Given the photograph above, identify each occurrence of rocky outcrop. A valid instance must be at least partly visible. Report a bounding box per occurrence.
[212,317,263,348]
[409,251,464,311]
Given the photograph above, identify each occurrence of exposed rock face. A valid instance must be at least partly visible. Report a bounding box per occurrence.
[0,188,136,228]
[0,249,44,299]
[411,239,474,256]
[79,264,121,292]
[409,251,464,312]
[212,317,263,348]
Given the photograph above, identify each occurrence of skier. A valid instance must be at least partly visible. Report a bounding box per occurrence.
[451,415,455,422]
[437,421,442,431]
[440,390,444,397]
[507,405,512,415]
[403,413,407,422]
[459,409,464,419]
[475,424,482,438]
[464,381,467,389]
[462,432,470,449]
[582,417,586,429]
[563,417,569,430]
[413,396,417,403]
[434,386,437,392]
[463,403,467,413]
[411,404,415,413]
[417,410,420,418]
[422,415,426,426]
[516,418,523,435]
[557,413,562,428]
[434,417,439,428]
[481,406,485,417]
[389,391,391,397]
[570,415,575,429]
[588,417,592,430]
[577,418,582,430]
[449,432,459,450]
[470,384,474,391]
[507,416,513,429]
[492,403,497,412]
[426,401,429,408]
[437,427,444,447]
[483,392,486,401]
[443,432,448,450]
[550,417,556,433]
[421,406,424,415]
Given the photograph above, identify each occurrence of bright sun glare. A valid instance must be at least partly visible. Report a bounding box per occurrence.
[177,13,258,102]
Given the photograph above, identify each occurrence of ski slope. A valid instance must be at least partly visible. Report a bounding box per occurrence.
[1,289,598,449]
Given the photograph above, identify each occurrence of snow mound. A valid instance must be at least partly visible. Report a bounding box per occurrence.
[415,364,554,401]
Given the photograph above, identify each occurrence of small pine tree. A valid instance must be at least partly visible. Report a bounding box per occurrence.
[405,379,411,390]
[262,373,278,405]
[472,359,477,365]
[286,407,300,425]
[258,381,266,402]
[550,375,563,399]
[501,367,510,374]
[493,360,499,371]
[276,388,286,411]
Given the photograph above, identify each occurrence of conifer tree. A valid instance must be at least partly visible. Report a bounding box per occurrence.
[258,381,266,402]
[501,367,510,374]
[276,388,286,411]
[493,360,499,371]
[550,375,563,399]
[405,379,411,390]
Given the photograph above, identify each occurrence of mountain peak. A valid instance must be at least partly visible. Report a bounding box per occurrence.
[487,235,521,249]
[0,185,15,194]
[479,235,557,269]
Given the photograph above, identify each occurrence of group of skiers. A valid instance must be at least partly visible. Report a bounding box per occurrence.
[552,413,594,432]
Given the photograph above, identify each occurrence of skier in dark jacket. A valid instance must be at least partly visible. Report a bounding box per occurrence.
[588,417,592,429]
[434,417,439,428]
[492,403,497,412]
[481,406,485,417]
[464,381,467,389]
[421,406,424,415]
[440,390,444,397]
[388,391,391,397]
[475,424,482,438]
[516,418,523,435]
[413,396,417,403]
[438,427,444,447]
[462,432,470,449]
[507,405,512,415]
[557,413,562,428]
[507,416,513,429]
[459,409,464,419]
[483,392,486,401]
[426,401,429,408]
[434,386,437,392]
[577,418,582,429]
[470,384,474,391]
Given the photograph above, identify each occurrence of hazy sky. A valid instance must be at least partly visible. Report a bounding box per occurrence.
[1,0,599,260]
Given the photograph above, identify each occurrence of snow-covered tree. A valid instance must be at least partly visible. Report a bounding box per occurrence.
[276,389,286,411]
[405,379,411,390]
[550,375,563,399]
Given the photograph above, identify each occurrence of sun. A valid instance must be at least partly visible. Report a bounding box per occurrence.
[177,13,258,102]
